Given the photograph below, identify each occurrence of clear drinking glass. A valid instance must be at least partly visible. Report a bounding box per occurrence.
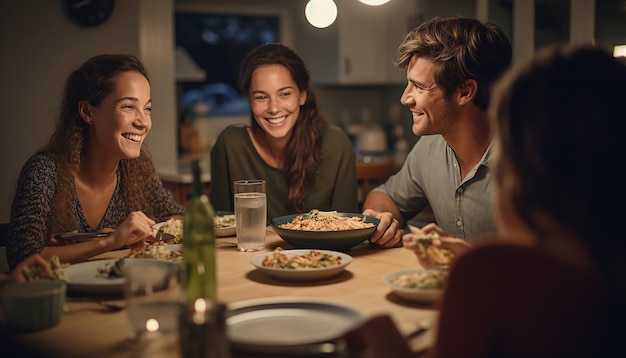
[234,179,267,252]
[125,260,183,340]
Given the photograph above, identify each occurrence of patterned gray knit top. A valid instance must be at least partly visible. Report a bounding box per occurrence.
[5,152,185,269]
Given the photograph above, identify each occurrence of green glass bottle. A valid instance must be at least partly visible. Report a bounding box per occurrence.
[183,160,216,302]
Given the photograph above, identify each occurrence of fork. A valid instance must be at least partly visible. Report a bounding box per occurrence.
[93,300,125,312]
[154,225,166,241]
[147,225,166,244]
[66,297,126,312]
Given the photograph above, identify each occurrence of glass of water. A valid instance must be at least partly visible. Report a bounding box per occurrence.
[125,260,183,341]
[233,179,267,252]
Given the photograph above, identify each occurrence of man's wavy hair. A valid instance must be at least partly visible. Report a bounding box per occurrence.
[239,43,328,212]
[394,16,512,110]
[45,54,156,238]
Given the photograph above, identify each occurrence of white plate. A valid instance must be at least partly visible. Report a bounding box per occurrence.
[250,249,352,281]
[155,219,236,238]
[382,268,446,303]
[64,258,173,294]
[64,259,126,294]
[227,297,365,353]
[215,212,236,237]
[215,226,236,237]
[163,243,182,252]
[144,243,183,252]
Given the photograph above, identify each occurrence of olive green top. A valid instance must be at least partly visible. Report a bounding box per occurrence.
[210,125,359,220]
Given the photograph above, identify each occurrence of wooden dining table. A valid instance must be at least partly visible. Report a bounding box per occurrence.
[4,227,439,358]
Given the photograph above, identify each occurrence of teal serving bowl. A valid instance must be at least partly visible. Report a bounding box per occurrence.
[0,280,66,333]
[270,213,379,251]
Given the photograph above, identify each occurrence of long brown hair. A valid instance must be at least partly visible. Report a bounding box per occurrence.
[490,45,626,352]
[46,54,157,237]
[240,43,328,212]
[394,16,512,110]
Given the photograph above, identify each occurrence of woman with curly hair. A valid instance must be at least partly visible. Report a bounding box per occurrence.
[210,43,358,221]
[5,54,184,269]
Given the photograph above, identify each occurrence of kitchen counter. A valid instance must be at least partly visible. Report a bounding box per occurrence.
[158,154,211,204]
[158,164,211,184]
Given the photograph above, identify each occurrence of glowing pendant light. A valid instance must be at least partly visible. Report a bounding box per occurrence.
[358,0,391,6]
[305,0,338,29]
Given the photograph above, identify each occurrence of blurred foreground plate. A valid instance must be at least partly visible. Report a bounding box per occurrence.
[250,249,352,281]
[226,297,365,354]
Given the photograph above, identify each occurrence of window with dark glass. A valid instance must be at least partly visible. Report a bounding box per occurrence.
[175,12,281,119]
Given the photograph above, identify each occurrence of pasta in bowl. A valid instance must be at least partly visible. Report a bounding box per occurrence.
[270,210,379,251]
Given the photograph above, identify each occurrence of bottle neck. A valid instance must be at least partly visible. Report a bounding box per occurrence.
[191,160,203,199]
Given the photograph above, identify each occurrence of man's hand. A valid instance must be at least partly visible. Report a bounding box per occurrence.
[403,224,472,268]
[363,209,403,248]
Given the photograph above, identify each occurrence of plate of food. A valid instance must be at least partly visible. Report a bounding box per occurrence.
[215,211,236,237]
[154,214,237,239]
[226,297,365,354]
[251,248,352,281]
[127,244,183,262]
[270,210,379,251]
[64,258,128,294]
[64,258,177,294]
[383,268,448,303]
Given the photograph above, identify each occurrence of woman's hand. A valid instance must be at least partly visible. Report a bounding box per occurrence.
[0,254,52,287]
[363,209,404,248]
[403,224,472,268]
[104,211,156,251]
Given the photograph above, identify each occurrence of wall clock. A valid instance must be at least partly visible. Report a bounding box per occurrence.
[63,0,115,27]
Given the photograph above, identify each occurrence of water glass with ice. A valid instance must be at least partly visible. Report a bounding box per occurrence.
[234,179,266,252]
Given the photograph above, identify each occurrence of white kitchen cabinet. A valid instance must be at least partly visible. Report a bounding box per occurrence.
[297,0,417,85]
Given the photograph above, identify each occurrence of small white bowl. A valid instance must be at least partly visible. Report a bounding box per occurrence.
[0,280,66,332]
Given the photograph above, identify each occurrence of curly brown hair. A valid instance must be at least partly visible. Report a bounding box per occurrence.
[239,43,328,212]
[45,54,157,238]
[394,16,512,110]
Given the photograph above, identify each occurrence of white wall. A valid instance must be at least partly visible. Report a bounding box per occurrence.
[0,0,177,223]
[0,0,606,225]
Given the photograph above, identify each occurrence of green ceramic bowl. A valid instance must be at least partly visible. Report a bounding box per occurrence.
[0,280,66,332]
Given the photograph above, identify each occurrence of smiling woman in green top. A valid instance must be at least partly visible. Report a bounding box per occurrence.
[210,43,358,221]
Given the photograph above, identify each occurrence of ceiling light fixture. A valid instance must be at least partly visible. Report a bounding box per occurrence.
[305,0,338,29]
[614,45,626,57]
[358,0,392,6]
